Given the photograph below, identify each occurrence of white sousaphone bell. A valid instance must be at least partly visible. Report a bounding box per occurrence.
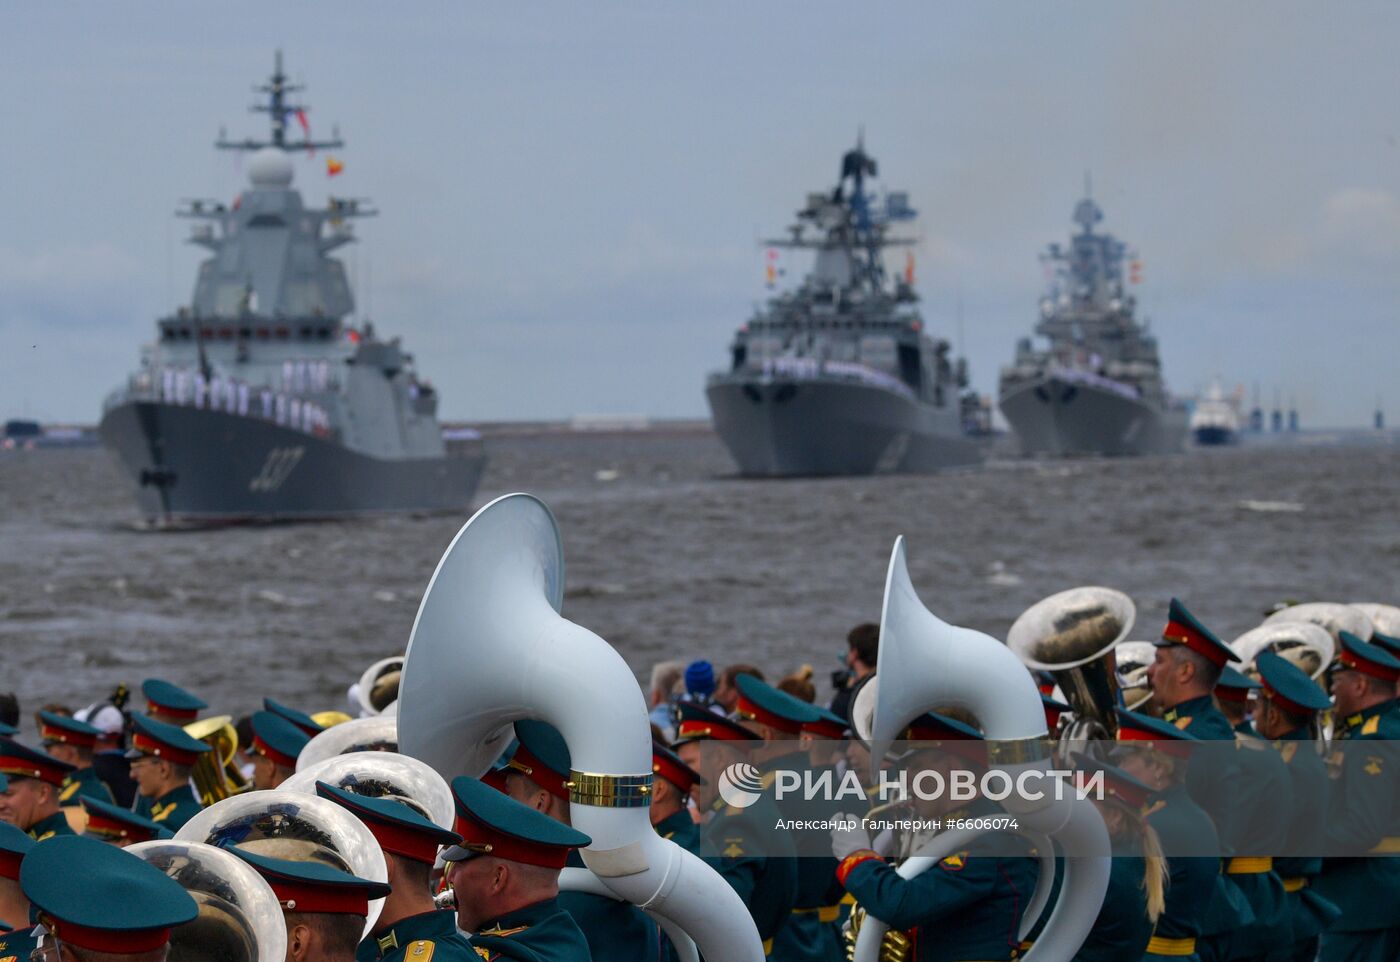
[856,537,1111,962]
[396,493,763,962]
[1348,602,1400,639]
[1232,620,1335,681]
[296,715,398,773]
[173,789,389,939]
[1265,602,1373,648]
[281,750,456,831]
[356,656,405,717]
[1113,641,1158,712]
[127,839,287,962]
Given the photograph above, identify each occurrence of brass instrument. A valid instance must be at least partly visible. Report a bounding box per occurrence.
[845,906,913,962]
[1114,641,1157,712]
[1348,602,1400,639]
[1232,621,1334,681]
[1007,587,1135,748]
[184,715,250,805]
[1264,602,1373,649]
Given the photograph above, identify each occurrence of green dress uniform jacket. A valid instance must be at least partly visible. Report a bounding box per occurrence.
[1268,729,1341,957]
[770,758,845,962]
[1313,699,1400,962]
[468,897,593,962]
[1214,735,1293,962]
[58,766,114,807]
[836,813,1040,962]
[700,791,799,950]
[1142,783,1219,962]
[1072,836,1154,962]
[557,850,660,962]
[654,809,700,853]
[357,910,478,962]
[134,784,202,832]
[26,810,74,841]
[0,922,39,962]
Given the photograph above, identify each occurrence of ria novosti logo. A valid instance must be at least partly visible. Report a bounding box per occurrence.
[717,762,765,809]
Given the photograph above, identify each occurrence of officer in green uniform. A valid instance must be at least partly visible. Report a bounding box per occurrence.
[0,739,77,840]
[231,846,393,961]
[1313,633,1400,962]
[1250,651,1340,962]
[1213,668,1260,735]
[141,677,208,726]
[126,714,209,831]
[248,710,311,790]
[651,742,703,853]
[1113,708,1218,962]
[37,711,114,808]
[0,816,37,959]
[444,775,593,962]
[830,714,1039,962]
[801,705,857,954]
[1146,599,1256,962]
[80,796,173,845]
[1067,754,1160,962]
[674,701,799,955]
[314,782,475,962]
[20,835,198,962]
[499,719,660,961]
[264,697,326,738]
[733,673,844,962]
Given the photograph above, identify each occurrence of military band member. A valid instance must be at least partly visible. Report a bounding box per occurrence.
[0,739,77,840]
[1313,633,1400,962]
[1250,650,1340,962]
[0,817,37,959]
[37,711,115,808]
[1067,754,1165,962]
[1213,667,1260,735]
[79,796,172,846]
[674,701,799,955]
[1113,709,1218,962]
[734,673,843,962]
[141,678,207,726]
[444,774,593,962]
[265,698,327,738]
[232,846,393,962]
[126,715,209,831]
[651,742,703,853]
[801,706,856,953]
[1041,694,1071,738]
[313,782,474,962]
[249,710,311,790]
[21,835,198,962]
[499,719,660,960]
[830,713,1039,962]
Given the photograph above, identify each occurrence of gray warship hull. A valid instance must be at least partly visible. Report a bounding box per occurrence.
[99,401,485,522]
[999,376,1187,457]
[707,375,982,476]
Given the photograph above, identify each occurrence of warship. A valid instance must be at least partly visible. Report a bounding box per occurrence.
[1190,380,1242,446]
[705,140,981,477]
[998,193,1187,457]
[99,54,484,522]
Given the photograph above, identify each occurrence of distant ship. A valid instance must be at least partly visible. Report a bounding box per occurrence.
[99,54,485,523]
[705,140,981,476]
[998,192,1187,457]
[1190,381,1242,445]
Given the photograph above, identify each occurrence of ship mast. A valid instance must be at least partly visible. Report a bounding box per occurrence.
[215,49,344,154]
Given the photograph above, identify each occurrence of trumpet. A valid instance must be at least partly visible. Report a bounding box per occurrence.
[184,715,250,805]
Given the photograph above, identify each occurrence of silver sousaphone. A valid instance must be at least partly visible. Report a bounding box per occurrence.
[1265,602,1373,649]
[1113,641,1157,712]
[356,656,405,717]
[173,789,388,939]
[1348,603,1400,640]
[1232,621,1334,681]
[296,715,398,772]
[281,750,455,831]
[128,839,287,962]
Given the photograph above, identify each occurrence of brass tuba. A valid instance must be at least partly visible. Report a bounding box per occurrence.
[1265,602,1373,648]
[356,657,405,717]
[1007,587,1135,744]
[296,715,397,772]
[1232,621,1334,681]
[128,839,287,962]
[1348,603,1400,639]
[184,715,250,805]
[397,493,764,962]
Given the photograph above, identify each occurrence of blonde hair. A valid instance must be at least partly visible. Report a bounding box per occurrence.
[1106,797,1167,924]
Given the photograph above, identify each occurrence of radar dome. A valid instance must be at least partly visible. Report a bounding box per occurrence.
[248,148,294,189]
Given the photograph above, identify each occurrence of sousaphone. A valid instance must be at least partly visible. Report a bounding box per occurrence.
[281,750,455,831]
[1265,602,1373,648]
[128,839,287,962]
[1113,641,1157,712]
[296,716,397,772]
[356,656,405,717]
[1232,621,1334,681]
[1348,603,1400,640]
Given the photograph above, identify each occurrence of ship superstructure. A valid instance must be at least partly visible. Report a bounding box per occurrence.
[99,53,484,521]
[998,192,1186,456]
[705,140,981,476]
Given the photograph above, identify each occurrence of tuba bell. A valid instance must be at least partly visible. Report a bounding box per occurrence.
[865,536,1110,962]
[184,715,250,805]
[356,657,405,717]
[397,493,764,962]
[1232,621,1334,681]
[173,789,388,938]
[296,715,397,772]
[1265,602,1373,648]
[1007,587,1135,744]
[281,750,455,831]
[1113,641,1157,712]
[128,839,288,962]
[1348,603,1400,639]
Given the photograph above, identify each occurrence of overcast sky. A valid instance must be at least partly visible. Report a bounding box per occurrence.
[3,3,1398,427]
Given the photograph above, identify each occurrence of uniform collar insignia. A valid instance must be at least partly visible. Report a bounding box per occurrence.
[377,932,399,953]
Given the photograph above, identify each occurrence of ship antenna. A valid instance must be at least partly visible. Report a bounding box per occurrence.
[216,49,345,154]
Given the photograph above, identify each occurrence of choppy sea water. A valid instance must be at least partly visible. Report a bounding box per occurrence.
[2,432,1399,730]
